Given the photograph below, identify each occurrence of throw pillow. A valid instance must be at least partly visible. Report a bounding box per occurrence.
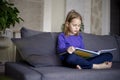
[20,27,41,38]
[12,33,61,67]
[26,54,60,67]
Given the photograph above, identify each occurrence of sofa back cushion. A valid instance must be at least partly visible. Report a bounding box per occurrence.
[15,27,119,67]
[12,29,62,67]
[82,32,120,61]
[20,27,41,38]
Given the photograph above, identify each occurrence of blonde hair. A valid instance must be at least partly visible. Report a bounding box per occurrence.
[63,10,83,36]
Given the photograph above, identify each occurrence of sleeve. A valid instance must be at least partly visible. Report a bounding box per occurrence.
[57,33,68,54]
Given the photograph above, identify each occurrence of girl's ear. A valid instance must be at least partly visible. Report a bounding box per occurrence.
[66,22,69,27]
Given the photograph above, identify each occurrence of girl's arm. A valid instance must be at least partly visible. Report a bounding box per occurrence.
[57,34,67,54]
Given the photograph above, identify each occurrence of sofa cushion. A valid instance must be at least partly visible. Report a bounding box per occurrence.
[82,32,120,61]
[12,33,61,67]
[5,62,42,80]
[32,66,120,80]
[20,27,60,40]
[20,27,41,38]
[115,35,120,50]
[26,54,60,67]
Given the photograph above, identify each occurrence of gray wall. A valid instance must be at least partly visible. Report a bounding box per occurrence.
[9,0,110,34]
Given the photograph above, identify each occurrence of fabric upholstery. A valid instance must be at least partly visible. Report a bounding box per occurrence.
[32,66,120,80]
[6,62,120,80]
[115,35,120,51]
[82,32,120,61]
[26,54,61,67]
[6,27,120,80]
[20,27,41,38]
[12,33,61,67]
[20,27,60,44]
[5,62,41,80]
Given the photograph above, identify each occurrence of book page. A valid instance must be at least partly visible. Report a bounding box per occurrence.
[97,48,117,55]
[75,47,116,55]
[75,47,97,54]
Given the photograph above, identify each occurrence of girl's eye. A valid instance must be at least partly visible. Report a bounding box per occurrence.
[73,24,77,26]
[73,24,80,27]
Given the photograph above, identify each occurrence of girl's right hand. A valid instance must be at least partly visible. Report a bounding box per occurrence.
[67,46,76,54]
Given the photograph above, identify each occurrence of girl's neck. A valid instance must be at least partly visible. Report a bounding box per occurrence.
[67,31,80,36]
[68,32,76,36]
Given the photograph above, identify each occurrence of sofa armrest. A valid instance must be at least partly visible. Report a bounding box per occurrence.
[5,62,41,80]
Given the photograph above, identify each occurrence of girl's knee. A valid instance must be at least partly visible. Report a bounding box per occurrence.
[105,53,113,58]
[101,53,113,61]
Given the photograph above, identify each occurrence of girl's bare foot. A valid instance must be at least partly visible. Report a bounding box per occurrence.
[76,65,82,69]
[93,62,112,69]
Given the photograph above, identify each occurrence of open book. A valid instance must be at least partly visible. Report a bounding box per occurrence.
[74,48,116,59]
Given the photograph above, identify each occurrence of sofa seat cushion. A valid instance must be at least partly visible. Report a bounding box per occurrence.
[5,62,42,80]
[82,32,120,61]
[12,33,61,67]
[32,65,120,80]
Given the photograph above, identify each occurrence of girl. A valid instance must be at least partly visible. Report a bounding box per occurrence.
[57,10,113,69]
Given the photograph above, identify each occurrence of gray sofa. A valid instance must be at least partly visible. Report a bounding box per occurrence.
[5,27,120,80]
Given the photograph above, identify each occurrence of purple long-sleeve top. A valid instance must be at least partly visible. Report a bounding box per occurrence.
[57,32,85,55]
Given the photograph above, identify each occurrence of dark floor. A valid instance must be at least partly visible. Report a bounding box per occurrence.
[0,75,13,80]
[0,64,13,80]
[0,63,4,74]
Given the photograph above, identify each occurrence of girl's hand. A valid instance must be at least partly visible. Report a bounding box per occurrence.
[67,46,76,54]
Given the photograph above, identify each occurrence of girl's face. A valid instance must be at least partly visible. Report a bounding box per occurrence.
[68,18,81,35]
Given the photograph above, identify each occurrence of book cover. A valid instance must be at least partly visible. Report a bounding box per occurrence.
[74,48,116,59]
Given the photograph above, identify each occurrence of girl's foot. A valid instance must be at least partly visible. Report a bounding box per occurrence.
[76,65,82,69]
[93,62,112,69]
